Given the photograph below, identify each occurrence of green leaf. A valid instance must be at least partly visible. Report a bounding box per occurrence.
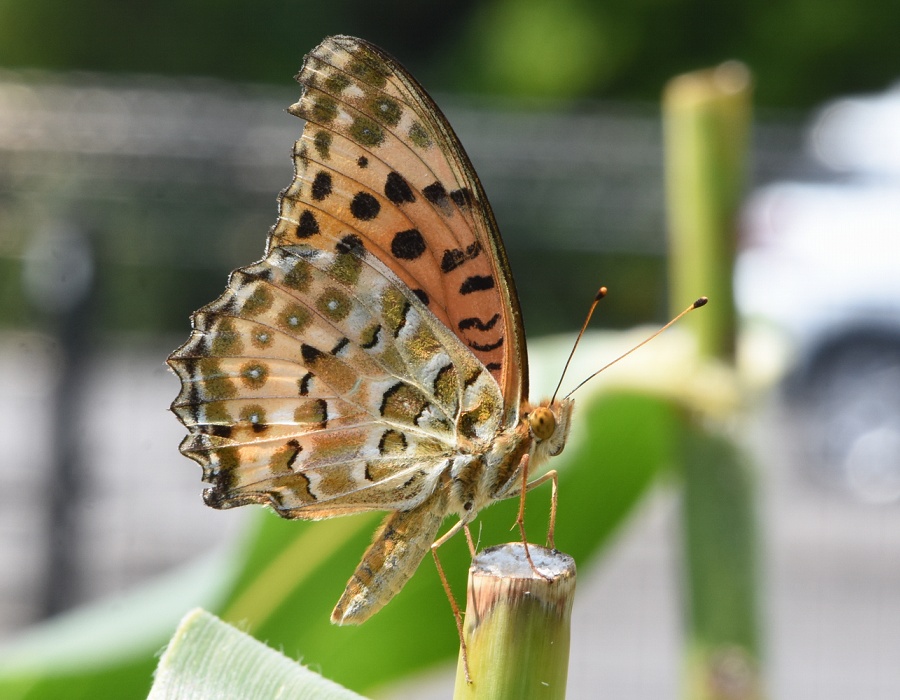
[0,339,684,698]
[148,609,367,700]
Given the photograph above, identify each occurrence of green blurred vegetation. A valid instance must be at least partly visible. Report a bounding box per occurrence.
[0,388,681,698]
[0,0,896,107]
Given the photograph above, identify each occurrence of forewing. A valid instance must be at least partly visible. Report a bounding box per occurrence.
[271,35,528,423]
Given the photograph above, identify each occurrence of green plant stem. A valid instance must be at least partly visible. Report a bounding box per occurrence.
[663,61,751,363]
[452,543,575,700]
[663,63,765,700]
[679,423,764,700]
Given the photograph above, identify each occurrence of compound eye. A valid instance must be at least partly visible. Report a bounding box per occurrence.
[527,407,556,441]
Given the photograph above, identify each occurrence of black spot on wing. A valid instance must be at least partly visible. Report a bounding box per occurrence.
[186,378,201,407]
[469,337,504,352]
[411,288,429,306]
[192,335,210,357]
[458,412,479,439]
[216,295,239,317]
[311,171,332,201]
[313,131,331,160]
[384,171,415,204]
[331,337,350,355]
[423,181,449,207]
[336,234,366,255]
[379,382,402,416]
[309,398,329,429]
[296,143,309,166]
[377,429,408,455]
[360,324,381,349]
[391,229,426,260]
[206,424,233,439]
[239,266,274,283]
[301,344,324,366]
[459,275,494,295]
[387,298,411,337]
[285,439,302,470]
[463,367,482,388]
[440,242,481,273]
[458,313,500,331]
[350,192,380,221]
[297,210,320,238]
[450,187,473,208]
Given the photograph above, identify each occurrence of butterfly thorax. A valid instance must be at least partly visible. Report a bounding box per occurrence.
[446,397,574,520]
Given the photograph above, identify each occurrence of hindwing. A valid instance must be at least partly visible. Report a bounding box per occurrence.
[169,241,503,517]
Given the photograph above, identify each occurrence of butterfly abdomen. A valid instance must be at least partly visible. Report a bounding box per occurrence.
[332,490,449,624]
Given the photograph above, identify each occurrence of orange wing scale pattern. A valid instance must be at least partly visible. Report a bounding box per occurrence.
[271,36,528,413]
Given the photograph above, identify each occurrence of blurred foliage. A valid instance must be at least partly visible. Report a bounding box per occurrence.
[0,387,680,698]
[0,0,897,107]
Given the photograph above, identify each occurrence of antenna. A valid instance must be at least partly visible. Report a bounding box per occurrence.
[562,296,708,400]
[550,286,607,404]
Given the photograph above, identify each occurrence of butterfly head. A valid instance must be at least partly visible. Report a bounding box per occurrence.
[526,398,574,458]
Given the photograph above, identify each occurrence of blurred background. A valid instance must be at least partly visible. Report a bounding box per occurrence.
[2,0,900,697]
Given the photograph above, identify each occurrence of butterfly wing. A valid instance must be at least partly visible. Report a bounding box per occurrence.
[168,241,504,518]
[272,35,528,425]
[169,35,525,522]
[168,33,530,625]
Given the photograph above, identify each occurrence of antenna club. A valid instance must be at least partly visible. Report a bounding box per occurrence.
[596,287,608,301]
[693,296,709,308]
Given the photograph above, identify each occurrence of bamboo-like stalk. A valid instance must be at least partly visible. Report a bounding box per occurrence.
[452,543,576,700]
[664,61,751,362]
[680,429,763,700]
[663,64,765,700]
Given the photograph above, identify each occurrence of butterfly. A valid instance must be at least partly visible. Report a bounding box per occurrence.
[167,34,574,665]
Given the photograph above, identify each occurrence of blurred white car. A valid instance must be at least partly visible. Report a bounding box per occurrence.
[737,86,900,503]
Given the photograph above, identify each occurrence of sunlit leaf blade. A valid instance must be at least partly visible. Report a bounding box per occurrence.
[148,609,367,700]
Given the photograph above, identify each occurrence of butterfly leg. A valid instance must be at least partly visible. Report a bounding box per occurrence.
[525,468,559,549]
[463,524,476,557]
[431,518,473,683]
[514,455,560,580]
